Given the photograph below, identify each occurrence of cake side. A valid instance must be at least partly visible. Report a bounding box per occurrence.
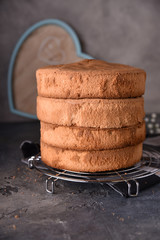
[36,59,146,99]
[41,142,143,172]
[37,96,145,128]
[41,121,146,150]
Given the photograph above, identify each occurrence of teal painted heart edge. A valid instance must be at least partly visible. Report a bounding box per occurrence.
[8,19,93,119]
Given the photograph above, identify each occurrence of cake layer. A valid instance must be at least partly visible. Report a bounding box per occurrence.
[37,96,145,128]
[41,121,146,150]
[41,142,143,172]
[36,59,146,99]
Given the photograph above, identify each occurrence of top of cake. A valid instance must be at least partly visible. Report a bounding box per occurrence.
[37,59,146,74]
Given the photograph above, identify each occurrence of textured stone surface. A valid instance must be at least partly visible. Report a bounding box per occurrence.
[0,122,160,240]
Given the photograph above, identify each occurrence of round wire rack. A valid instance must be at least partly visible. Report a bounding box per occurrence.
[27,145,160,197]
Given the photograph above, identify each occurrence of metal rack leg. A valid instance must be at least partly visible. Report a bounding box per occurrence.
[46,177,55,194]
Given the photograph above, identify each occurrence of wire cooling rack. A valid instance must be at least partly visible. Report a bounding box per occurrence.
[25,144,160,197]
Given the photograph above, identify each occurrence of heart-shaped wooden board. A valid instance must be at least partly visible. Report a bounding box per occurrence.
[8,19,92,119]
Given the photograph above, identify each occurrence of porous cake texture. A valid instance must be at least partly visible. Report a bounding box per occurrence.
[36,59,146,172]
[41,121,146,150]
[36,59,146,99]
[37,96,145,128]
[41,142,143,172]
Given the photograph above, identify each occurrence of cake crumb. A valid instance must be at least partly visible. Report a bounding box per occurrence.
[12,225,16,230]
[119,217,124,222]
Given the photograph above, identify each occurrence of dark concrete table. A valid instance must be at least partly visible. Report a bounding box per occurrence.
[0,122,160,240]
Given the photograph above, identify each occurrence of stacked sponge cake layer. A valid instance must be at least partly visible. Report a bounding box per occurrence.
[36,59,146,172]
[40,121,145,151]
[41,142,143,172]
[37,97,144,128]
[36,60,146,99]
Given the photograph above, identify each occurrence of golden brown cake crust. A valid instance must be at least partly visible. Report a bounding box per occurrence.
[36,59,146,99]
[37,96,145,128]
[41,142,143,172]
[41,121,146,150]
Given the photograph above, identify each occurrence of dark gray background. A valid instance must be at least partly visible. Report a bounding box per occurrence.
[0,0,160,122]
